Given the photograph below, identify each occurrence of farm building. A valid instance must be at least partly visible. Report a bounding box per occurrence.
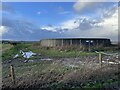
[40,38,111,48]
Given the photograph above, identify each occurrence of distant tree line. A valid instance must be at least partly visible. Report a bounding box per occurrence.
[1,40,39,45]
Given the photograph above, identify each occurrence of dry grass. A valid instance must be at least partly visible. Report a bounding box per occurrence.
[2,57,119,89]
[1,43,119,89]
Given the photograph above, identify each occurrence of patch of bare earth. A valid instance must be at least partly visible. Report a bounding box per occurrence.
[2,55,119,90]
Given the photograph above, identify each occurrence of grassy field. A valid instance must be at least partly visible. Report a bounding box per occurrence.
[0,44,13,53]
[2,43,97,60]
[1,43,120,90]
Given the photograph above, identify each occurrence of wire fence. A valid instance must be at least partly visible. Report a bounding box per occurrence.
[95,51,119,65]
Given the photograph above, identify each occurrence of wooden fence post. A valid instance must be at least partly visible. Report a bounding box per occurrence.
[10,65,15,84]
[99,53,102,67]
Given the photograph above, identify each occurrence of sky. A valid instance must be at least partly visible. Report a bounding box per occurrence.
[0,1,119,42]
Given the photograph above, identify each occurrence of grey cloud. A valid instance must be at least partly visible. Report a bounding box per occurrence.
[102,5,117,18]
[73,2,103,13]
[78,18,93,30]
[72,18,101,30]
[2,16,65,40]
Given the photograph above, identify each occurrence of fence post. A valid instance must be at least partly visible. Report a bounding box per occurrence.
[99,53,102,67]
[10,65,15,84]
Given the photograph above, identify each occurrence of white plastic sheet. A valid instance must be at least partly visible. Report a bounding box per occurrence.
[13,50,36,59]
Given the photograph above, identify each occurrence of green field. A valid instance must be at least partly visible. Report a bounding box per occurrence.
[2,43,97,60]
[1,44,13,53]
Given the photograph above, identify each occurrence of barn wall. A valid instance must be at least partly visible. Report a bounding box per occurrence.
[40,38,111,47]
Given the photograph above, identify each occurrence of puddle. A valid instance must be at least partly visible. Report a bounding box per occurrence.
[40,58,53,61]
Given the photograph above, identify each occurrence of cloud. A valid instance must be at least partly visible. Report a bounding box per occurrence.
[2,16,65,40]
[65,5,118,42]
[73,0,102,13]
[2,15,36,39]
[73,1,93,12]
[42,16,101,32]
[41,25,57,32]
[60,19,80,30]
[0,26,8,36]
[73,1,117,15]
[61,17,104,31]
[41,4,118,42]
[2,2,118,42]
[1,3,64,41]
[97,4,118,19]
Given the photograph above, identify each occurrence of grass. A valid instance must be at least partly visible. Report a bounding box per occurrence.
[82,80,120,89]
[2,43,118,60]
[31,44,97,58]
[2,43,97,60]
[33,49,96,58]
[6,62,118,89]
[2,60,119,89]
[2,44,32,60]
[1,43,119,89]
[1,44,13,53]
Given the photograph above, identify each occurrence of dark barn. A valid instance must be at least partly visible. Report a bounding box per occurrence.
[40,38,111,49]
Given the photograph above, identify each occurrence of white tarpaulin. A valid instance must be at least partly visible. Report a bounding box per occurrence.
[13,50,36,59]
